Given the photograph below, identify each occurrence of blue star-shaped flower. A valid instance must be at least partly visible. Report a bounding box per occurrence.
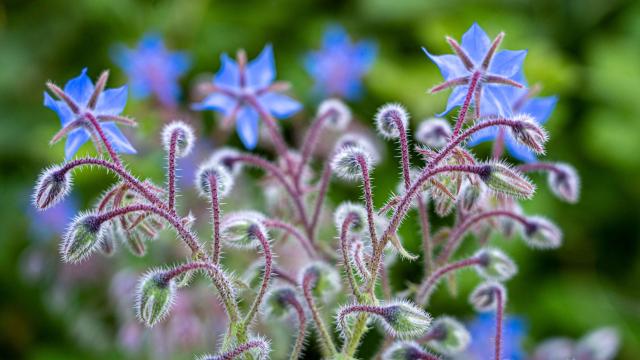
[304,25,377,100]
[461,313,526,360]
[192,44,302,150]
[112,33,190,108]
[424,23,527,117]
[467,71,558,162]
[44,68,137,160]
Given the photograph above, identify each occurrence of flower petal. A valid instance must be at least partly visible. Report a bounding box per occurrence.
[505,133,537,162]
[460,23,491,64]
[44,92,74,126]
[191,93,236,114]
[467,125,499,147]
[235,106,260,150]
[258,92,302,118]
[437,85,468,116]
[65,128,90,160]
[247,44,275,89]
[480,85,514,117]
[64,68,95,106]
[490,50,527,79]
[423,48,468,81]
[170,51,191,75]
[215,54,240,90]
[95,86,128,116]
[522,96,557,125]
[101,122,137,154]
[322,25,349,49]
[353,40,377,71]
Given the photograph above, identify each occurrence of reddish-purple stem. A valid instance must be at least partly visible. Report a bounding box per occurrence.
[340,213,364,299]
[357,155,379,252]
[208,175,222,264]
[310,162,332,240]
[495,287,504,360]
[84,112,123,167]
[263,218,317,259]
[297,109,333,179]
[207,339,267,360]
[242,228,272,326]
[453,71,482,136]
[416,257,483,305]
[167,131,179,210]
[516,162,563,174]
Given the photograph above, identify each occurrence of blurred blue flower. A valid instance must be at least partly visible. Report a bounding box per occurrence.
[112,33,190,108]
[44,68,136,160]
[28,196,77,241]
[424,23,527,117]
[468,71,558,162]
[192,44,302,150]
[304,25,377,100]
[461,313,526,360]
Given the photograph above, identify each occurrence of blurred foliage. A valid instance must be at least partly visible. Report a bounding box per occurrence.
[1,0,639,359]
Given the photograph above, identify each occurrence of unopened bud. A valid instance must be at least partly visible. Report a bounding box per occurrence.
[379,301,432,338]
[415,118,451,149]
[375,103,410,139]
[382,341,438,360]
[195,161,233,198]
[98,233,116,256]
[319,98,351,130]
[478,162,535,199]
[574,327,620,360]
[475,248,518,281]
[162,121,195,158]
[136,269,176,327]
[221,212,267,249]
[335,134,380,164]
[424,316,470,355]
[509,114,548,154]
[208,147,244,177]
[523,216,562,249]
[548,163,580,203]
[458,181,484,213]
[469,281,505,312]
[335,202,367,233]
[301,261,341,300]
[61,212,105,263]
[331,145,373,181]
[33,165,72,210]
[123,229,146,257]
[263,286,298,318]
[532,338,575,360]
[196,336,271,360]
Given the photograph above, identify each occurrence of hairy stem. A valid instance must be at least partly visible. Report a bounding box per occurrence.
[242,228,273,327]
[209,175,222,264]
[302,271,337,357]
[340,213,365,301]
[415,257,483,305]
[167,131,179,210]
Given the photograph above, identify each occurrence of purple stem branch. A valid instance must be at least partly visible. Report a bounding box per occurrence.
[242,228,273,326]
[84,112,123,168]
[263,218,317,259]
[167,131,179,210]
[495,287,505,360]
[415,257,483,305]
[208,175,222,264]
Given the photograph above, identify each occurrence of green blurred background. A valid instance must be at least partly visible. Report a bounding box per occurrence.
[1,0,639,358]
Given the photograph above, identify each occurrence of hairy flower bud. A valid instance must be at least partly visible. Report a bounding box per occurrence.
[474,248,518,281]
[548,163,580,203]
[33,165,72,210]
[136,269,176,327]
[382,341,438,360]
[195,160,233,198]
[335,202,367,233]
[335,134,380,164]
[331,145,373,181]
[375,103,410,139]
[478,162,535,199]
[318,98,351,130]
[523,216,562,249]
[509,114,548,154]
[221,212,267,249]
[574,327,620,360]
[415,118,451,149]
[162,120,195,158]
[458,181,484,213]
[196,337,271,360]
[469,281,505,312]
[61,212,105,263]
[424,316,471,355]
[301,261,341,300]
[208,147,244,177]
[380,301,432,338]
[263,286,299,318]
[98,233,116,256]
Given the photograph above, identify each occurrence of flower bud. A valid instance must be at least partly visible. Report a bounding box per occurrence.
[478,162,535,199]
[61,212,105,263]
[162,121,195,158]
[509,114,548,154]
[263,286,299,318]
[458,181,484,213]
[574,327,620,360]
[221,212,268,249]
[548,163,580,203]
[424,316,470,355]
[335,202,367,234]
[136,269,176,327]
[380,300,432,338]
[335,133,380,164]
[532,338,575,360]
[33,165,72,210]
[301,261,341,300]
[382,341,438,360]
[469,281,505,312]
[415,118,451,149]
[522,216,562,249]
[208,147,244,177]
[123,229,147,257]
[318,98,351,130]
[375,103,410,139]
[474,248,518,281]
[98,233,116,256]
[331,145,373,181]
[195,160,233,198]
[196,336,271,360]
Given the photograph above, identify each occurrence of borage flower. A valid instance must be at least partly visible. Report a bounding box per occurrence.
[468,71,558,162]
[305,25,377,100]
[424,23,527,117]
[460,313,526,360]
[44,68,137,160]
[192,45,302,150]
[112,33,190,108]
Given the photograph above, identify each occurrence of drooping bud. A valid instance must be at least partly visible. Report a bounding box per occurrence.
[300,261,341,300]
[318,98,351,130]
[331,145,373,181]
[335,133,380,164]
[522,216,562,249]
[339,300,431,339]
[195,160,233,198]
[135,268,176,327]
[335,202,367,234]
[469,281,505,312]
[574,327,620,360]
[33,165,72,210]
[208,147,244,177]
[478,162,535,199]
[548,163,580,203]
[162,120,195,158]
[220,211,268,249]
[375,103,410,139]
[263,286,299,319]
[382,341,438,360]
[423,316,471,355]
[474,248,518,281]
[532,338,575,360]
[61,212,105,263]
[508,114,548,154]
[458,181,484,213]
[415,118,451,149]
[196,336,271,360]
[98,233,116,256]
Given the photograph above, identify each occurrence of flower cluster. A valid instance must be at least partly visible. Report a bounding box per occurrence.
[33,24,616,360]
